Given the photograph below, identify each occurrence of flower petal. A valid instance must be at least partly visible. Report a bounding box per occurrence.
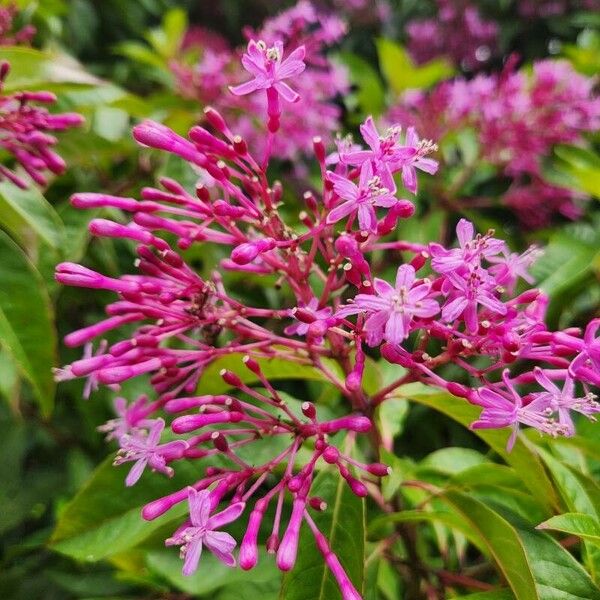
[207,502,245,530]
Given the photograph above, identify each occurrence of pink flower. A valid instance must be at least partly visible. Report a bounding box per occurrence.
[336,264,439,346]
[441,269,507,333]
[229,39,306,103]
[285,297,332,337]
[396,127,439,194]
[114,418,187,486]
[166,487,244,575]
[529,368,600,435]
[327,161,398,232]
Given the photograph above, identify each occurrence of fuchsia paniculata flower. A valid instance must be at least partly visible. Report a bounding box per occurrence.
[55,24,599,598]
[0,61,84,188]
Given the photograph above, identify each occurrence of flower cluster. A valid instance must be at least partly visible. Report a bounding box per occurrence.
[388,58,600,227]
[517,0,600,17]
[0,2,35,46]
[172,1,348,164]
[405,0,498,70]
[0,61,84,188]
[55,31,599,600]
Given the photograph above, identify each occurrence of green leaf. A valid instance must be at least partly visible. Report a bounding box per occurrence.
[146,549,279,597]
[0,46,101,91]
[0,231,56,415]
[336,52,385,119]
[538,513,600,545]
[375,38,453,95]
[398,384,559,514]
[50,456,198,561]
[454,590,514,600]
[198,352,344,396]
[280,470,365,600]
[0,181,65,252]
[441,491,538,600]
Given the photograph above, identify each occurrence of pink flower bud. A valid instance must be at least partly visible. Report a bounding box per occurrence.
[366,463,392,477]
[308,497,328,511]
[242,355,261,374]
[277,496,305,571]
[266,533,279,554]
[171,411,243,434]
[203,106,228,133]
[231,238,276,265]
[320,416,371,434]
[211,431,230,452]
[240,505,264,570]
[301,401,316,419]
[322,446,340,464]
[220,369,243,387]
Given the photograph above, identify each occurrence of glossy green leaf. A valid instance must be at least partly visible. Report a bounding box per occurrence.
[0,231,56,415]
[0,180,65,252]
[198,352,344,396]
[146,549,279,597]
[376,38,453,95]
[280,470,365,600]
[50,456,198,561]
[397,383,558,513]
[538,513,600,545]
[0,46,101,91]
[441,491,538,600]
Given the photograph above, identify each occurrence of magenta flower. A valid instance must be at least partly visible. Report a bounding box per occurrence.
[327,161,399,232]
[229,39,306,103]
[569,320,600,386]
[336,264,439,346]
[488,245,542,293]
[114,418,187,486]
[343,117,415,191]
[166,488,244,575]
[471,370,566,450]
[96,395,154,441]
[396,127,439,194]
[529,368,600,435]
[431,219,504,273]
[441,269,507,333]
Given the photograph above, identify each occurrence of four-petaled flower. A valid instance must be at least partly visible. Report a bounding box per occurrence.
[431,219,504,273]
[441,269,506,333]
[166,487,245,575]
[336,264,439,346]
[114,418,187,486]
[229,39,306,103]
[327,161,399,232]
[529,368,600,435]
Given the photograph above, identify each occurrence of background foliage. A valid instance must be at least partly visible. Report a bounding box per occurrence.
[0,1,599,599]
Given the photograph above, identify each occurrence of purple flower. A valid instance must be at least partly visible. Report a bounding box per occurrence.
[529,368,600,435]
[97,395,154,441]
[336,264,439,346]
[114,418,187,486]
[229,39,306,103]
[487,245,542,293]
[471,370,566,450]
[343,117,415,191]
[166,488,244,575]
[327,161,399,232]
[569,320,600,386]
[431,219,504,273]
[394,127,439,194]
[441,268,507,333]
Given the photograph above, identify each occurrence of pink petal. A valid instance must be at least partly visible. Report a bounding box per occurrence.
[373,277,395,297]
[385,312,406,344]
[456,219,474,248]
[207,502,245,530]
[204,531,237,567]
[357,203,376,232]
[395,264,415,289]
[402,165,417,194]
[359,116,381,152]
[328,171,359,201]
[442,296,468,322]
[125,458,147,487]
[229,79,262,96]
[273,81,299,103]
[189,488,211,527]
[182,539,203,576]
[327,199,357,224]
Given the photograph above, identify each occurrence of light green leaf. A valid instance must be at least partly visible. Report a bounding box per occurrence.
[441,491,538,600]
[280,470,365,600]
[0,180,65,252]
[538,513,600,545]
[336,52,385,119]
[0,231,56,415]
[376,38,453,95]
[198,352,344,396]
[50,456,198,560]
